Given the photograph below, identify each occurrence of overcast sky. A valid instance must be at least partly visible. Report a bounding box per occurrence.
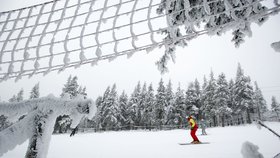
[0,0,279,108]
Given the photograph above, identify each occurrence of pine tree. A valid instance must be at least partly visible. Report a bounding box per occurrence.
[138,82,148,128]
[77,86,87,99]
[16,89,24,102]
[200,75,208,119]
[102,84,120,130]
[128,82,142,128]
[233,63,254,124]
[253,81,267,121]
[144,83,155,129]
[94,96,103,131]
[30,83,40,99]
[61,75,72,98]
[55,76,81,133]
[185,82,199,117]
[69,76,79,98]
[9,95,17,102]
[173,83,186,127]
[202,75,208,90]
[165,80,175,126]
[61,75,79,99]
[228,79,235,108]
[126,82,142,129]
[119,91,129,128]
[99,86,111,130]
[9,89,24,102]
[154,78,167,129]
[271,96,280,121]
[166,80,174,107]
[194,79,202,119]
[215,73,232,127]
[202,71,217,126]
[78,86,83,96]
[81,87,87,99]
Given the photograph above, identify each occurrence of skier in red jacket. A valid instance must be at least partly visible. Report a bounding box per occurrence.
[187,116,200,144]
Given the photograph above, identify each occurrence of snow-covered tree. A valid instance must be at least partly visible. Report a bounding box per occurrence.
[202,75,208,90]
[57,76,88,132]
[228,79,235,108]
[165,80,175,126]
[9,89,24,102]
[98,86,111,129]
[119,90,129,128]
[30,83,40,99]
[8,95,17,103]
[200,75,208,118]
[130,82,142,127]
[201,71,218,126]
[143,83,155,129]
[94,96,103,131]
[233,63,254,124]
[173,83,186,127]
[185,82,199,117]
[78,86,87,99]
[253,81,267,121]
[61,76,79,99]
[166,80,174,107]
[127,82,141,129]
[135,82,150,128]
[16,89,24,102]
[101,84,120,130]
[193,79,202,119]
[0,95,96,158]
[215,73,232,127]
[56,76,82,133]
[61,75,72,97]
[271,96,280,121]
[154,79,167,128]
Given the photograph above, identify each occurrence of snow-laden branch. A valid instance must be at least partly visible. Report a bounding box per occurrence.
[155,0,279,73]
[0,95,96,158]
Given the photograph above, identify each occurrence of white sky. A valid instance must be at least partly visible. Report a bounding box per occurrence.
[0,0,279,108]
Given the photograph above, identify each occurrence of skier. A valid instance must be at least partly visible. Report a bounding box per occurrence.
[200,119,207,135]
[187,115,200,144]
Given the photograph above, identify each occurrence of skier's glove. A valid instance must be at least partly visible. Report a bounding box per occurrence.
[191,127,194,130]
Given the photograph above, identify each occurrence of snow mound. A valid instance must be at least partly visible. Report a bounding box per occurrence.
[271,41,280,52]
[241,141,264,158]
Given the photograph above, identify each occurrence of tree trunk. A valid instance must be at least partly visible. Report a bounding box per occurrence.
[257,106,262,121]
[212,116,217,127]
[246,109,252,124]
[221,115,225,127]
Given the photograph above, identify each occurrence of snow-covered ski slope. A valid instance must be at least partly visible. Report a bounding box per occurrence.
[2,122,280,158]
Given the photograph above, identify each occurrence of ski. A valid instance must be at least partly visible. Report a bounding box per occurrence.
[179,142,210,145]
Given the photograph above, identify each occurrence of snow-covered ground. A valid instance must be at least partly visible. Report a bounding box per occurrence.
[2,122,280,158]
